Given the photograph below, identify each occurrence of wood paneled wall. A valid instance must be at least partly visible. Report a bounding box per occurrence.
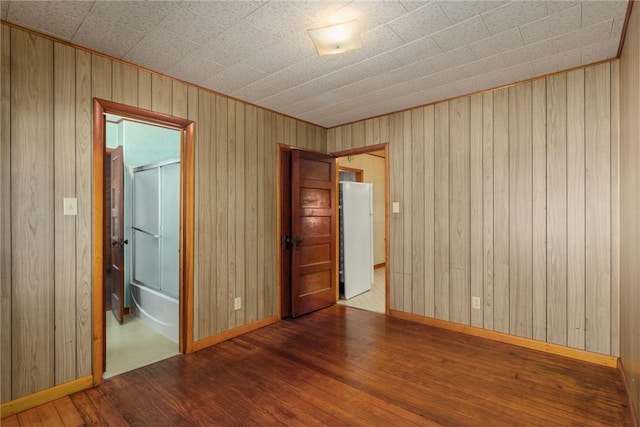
[0,25,325,402]
[619,1,640,416]
[328,62,620,356]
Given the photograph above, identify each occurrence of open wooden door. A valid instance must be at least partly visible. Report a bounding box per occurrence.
[291,150,337,317]
[110,145,126,324]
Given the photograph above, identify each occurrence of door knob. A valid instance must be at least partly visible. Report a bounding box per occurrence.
[112,239,128,248]
[294,235,302,250]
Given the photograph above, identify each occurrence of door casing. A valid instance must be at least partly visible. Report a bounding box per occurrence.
[92,98,195,385]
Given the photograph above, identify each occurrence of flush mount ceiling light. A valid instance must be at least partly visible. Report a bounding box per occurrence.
[307,20,362,56]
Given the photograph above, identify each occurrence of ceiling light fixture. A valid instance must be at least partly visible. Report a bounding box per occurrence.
[307,20,362,56]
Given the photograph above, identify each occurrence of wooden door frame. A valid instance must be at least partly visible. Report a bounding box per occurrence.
[338,165,364,182]
[92,98,195,385]
[277,142,390,317]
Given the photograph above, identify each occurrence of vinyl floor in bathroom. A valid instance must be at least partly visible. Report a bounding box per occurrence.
[104,313,179,379]
[337,267,385,313]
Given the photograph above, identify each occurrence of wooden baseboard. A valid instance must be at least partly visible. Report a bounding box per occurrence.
[1,375,93,418]
[618,359,639,425]
[189,315,279,353]
[374,262,385,269]
[389,310,618,368]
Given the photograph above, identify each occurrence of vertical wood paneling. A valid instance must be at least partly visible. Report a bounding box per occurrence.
[423,106,435,318]
[187,85,198,122]
[112,62,137,106]
[74,49,92,377]
[317,127,326,153]
[264,110,277,316]
[389,113,403,310]
[449,97,470,325]
[353,121,365,148]
[138,70,151,110]
[1,24,12,402]
[151,74,172,114]
[411,108,425,315]
[256,108,265,320]
[493,88,509,334]
[285,116,296,147]
[619,2,640,409]
[546,73,568,346]
[91,54,111,101]
[326,128,335,152]
[245,105,258,323]
[609,60,619,357]
[227,100,237,330]
[172,80,188,119]
[11,30,55,397]
[196,90,215,338]
[508,83,533,338]
[434,102,449,320]
[566,69,586,349]
[531,79,547,342]
[402,111,412,311]
[372,117,381,146]
[585,63,611,355]
[482,92,494,329]
[343,124,353,151]
[330,127,342,152]
[305,124,315,152]
[53,42,77,384]
[470,94,483,328]
[234,102,246,326]
[380,116,389,143]
[365,118,374,146]
[296,121,307,151]
[212,94,226,336]
[276,114,285,144]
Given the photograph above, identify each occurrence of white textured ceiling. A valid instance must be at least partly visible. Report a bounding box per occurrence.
[2,0,629,128]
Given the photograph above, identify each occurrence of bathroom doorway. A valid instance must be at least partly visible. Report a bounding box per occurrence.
[103,115,180,378]
[92,99,195,384]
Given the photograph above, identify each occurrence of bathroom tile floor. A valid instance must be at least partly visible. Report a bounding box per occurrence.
[104,313,179,379]
[337,267,385,314]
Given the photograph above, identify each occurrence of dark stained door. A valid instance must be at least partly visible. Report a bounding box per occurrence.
[110,145,126,324]
[280,150,293,318]
[291,150,337,317]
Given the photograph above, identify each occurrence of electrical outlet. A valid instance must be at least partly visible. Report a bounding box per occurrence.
[234,297,241,311]
[472,296,481,310]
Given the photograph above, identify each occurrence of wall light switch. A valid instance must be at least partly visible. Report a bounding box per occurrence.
[392,202,400,213]
[63,198,77,216]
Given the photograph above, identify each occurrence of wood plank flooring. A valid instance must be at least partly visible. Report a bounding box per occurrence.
[4,305,635,426]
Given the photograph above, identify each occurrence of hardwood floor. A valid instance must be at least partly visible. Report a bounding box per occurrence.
[3,305,635,426]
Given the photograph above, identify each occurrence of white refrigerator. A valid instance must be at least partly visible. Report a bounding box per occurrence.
[340,182,374,299]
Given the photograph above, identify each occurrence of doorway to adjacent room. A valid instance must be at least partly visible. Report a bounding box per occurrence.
[278,143,389,318]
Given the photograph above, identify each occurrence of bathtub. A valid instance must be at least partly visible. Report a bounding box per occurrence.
[130,282,178,343]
